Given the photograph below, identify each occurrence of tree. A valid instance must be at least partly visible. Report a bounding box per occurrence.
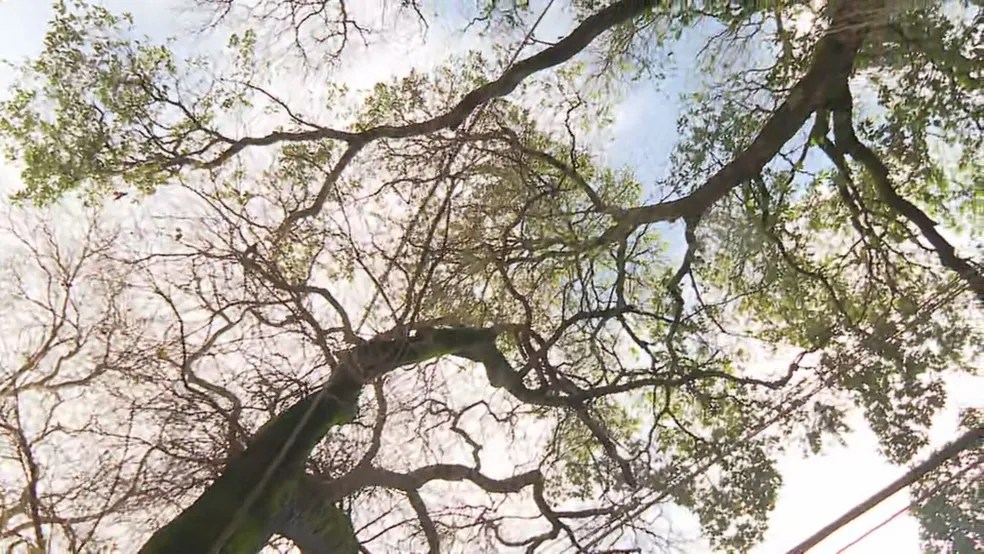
[0,0,980,552]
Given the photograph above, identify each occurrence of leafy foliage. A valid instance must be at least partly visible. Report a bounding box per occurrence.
[911,409,984,554]
[0,0,980,552]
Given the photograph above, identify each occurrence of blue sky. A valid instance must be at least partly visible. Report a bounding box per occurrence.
[0,1,978,553]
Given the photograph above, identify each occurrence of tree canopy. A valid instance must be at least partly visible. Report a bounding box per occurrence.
[0,0,980,552]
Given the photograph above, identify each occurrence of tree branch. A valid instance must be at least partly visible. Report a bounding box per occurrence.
[828,83,984,304]
[599,0,872,241]
[138,327,499,553]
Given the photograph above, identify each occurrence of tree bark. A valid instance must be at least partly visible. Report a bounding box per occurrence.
[138,327,498,554]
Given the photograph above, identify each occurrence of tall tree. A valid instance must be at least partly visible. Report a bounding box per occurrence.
[0,0,980,552]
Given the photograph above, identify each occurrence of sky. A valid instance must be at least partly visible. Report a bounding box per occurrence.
[0,1,980,553]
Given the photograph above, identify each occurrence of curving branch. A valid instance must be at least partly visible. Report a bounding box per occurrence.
[321,463,542,500]
[405,489,441,553]
[595,0,874,243]
[290,462,615,553]
[827,83,984,304]
[173,0,659,172]
[263,0,658,237]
